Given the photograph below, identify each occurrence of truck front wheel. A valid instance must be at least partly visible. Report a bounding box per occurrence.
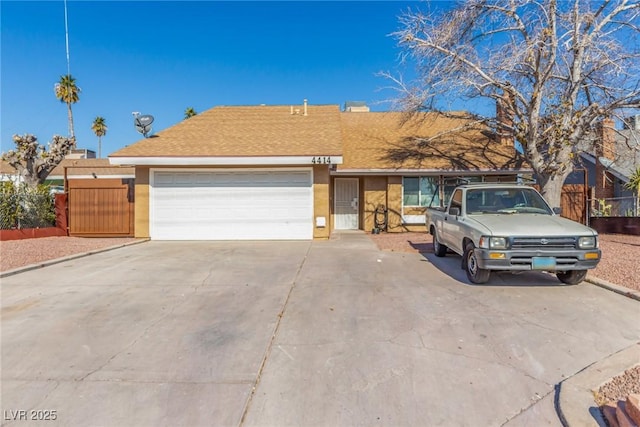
[464,242,491,284]
[432,230,448,257]
[556,270,587,285]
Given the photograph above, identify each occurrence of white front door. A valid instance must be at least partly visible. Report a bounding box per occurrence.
[334,178,359,230]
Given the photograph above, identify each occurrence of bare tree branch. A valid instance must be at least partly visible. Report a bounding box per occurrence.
[386,0,640,206]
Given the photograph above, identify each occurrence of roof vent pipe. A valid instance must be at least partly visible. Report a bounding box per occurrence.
[303,99,308,116]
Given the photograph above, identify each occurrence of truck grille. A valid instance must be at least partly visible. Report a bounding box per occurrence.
[511,237,576,249]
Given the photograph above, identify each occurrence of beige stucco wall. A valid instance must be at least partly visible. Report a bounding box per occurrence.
[350,173,526,234]
[134,166,150,238]
[360,175,422,233]
[313,165,331,239]
[386,176,404,232]
[362,176,387,232]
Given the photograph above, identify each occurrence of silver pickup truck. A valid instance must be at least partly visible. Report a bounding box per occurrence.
[426,184,601,285]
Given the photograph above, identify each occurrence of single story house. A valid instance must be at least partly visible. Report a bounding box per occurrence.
[109,102,529,240]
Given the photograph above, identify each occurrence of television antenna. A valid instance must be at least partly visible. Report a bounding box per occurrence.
[64,0,71,76]
[133,113,154,138]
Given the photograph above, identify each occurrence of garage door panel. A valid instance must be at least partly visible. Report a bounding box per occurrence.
[152,170,312,240]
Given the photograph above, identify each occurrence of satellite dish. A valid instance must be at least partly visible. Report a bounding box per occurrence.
[133,114,154,138]
[136,115,154,126]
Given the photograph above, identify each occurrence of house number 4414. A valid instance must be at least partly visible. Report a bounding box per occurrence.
[311,156,331,164]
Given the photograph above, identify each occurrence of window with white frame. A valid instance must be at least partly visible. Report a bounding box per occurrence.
[402,177,440,207]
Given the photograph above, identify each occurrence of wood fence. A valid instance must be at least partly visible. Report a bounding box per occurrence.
[67,179,134,236]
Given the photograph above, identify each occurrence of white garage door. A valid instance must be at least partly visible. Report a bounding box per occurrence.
[151,169,313,240]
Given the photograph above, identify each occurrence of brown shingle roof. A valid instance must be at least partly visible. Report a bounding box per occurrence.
[110,105,343,158]
[339,112,526,171]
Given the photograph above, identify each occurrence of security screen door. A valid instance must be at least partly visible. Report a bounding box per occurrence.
[334,178,359,230]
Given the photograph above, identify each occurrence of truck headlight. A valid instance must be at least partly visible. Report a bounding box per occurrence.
[578,236,597,249]
[479,236,508,249]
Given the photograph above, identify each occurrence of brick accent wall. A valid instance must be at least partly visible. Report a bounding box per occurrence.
[594,118,616,200]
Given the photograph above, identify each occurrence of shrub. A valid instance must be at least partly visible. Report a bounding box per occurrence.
[0,183,56,229]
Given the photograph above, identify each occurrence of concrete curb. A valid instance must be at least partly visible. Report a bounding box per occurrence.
[557,342,640,427]
[0,238,149,279]
[585,276,640,302]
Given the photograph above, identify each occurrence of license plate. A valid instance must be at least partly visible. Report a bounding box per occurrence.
[532,257,556,270]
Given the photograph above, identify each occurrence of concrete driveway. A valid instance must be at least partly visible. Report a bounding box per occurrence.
[2,233,639,426]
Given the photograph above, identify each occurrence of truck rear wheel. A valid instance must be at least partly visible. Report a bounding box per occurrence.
[432,230,448,257]
[464,242,490,284]
[556,270,587,285]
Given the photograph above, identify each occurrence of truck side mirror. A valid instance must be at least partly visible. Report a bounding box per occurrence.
[449,207,460,216]
[552,207,562,215]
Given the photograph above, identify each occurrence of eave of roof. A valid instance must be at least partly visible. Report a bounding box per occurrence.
[109,156,343,166]
[332,168,533,176]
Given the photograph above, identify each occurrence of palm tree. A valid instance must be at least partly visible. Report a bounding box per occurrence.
[54,74,81,141]
[91,116,108,158]
[625,167,640,216]
[184,107,197,120]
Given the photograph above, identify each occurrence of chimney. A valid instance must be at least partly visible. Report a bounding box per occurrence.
[594,118,616,200]
[496,93,514,146]
[596,118,616,161]
[344,101,370,113]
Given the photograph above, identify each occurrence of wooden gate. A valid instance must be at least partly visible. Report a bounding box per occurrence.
[560,184,587,224]
[67,179,134,236]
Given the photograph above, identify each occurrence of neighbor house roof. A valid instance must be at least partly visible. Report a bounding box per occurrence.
[337,112,527,173]
[109,104,343,164]
[1,159,134,181]
[49,159,135,179]
[0,160,16,175]
[611,129,640,179]
[577,126,640,181]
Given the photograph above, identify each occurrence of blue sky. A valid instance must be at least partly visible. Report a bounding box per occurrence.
[1,1,425,158]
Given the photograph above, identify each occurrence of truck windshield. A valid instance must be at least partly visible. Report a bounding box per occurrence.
[465,188,552,215]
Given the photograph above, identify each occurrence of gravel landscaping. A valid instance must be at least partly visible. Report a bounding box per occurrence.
[0,236,141,273]
[594,365,640,406]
